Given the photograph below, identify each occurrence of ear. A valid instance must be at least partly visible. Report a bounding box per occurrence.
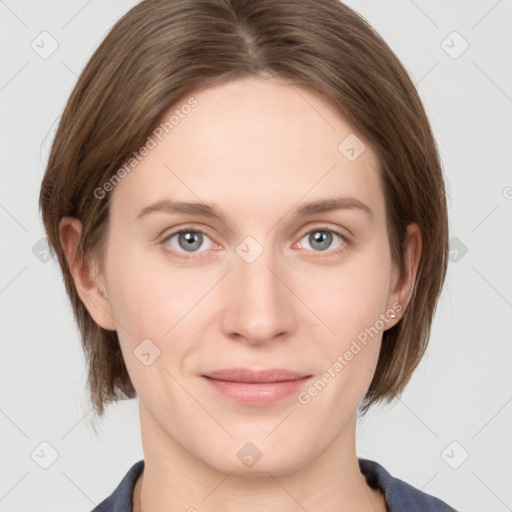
[58,216,117,331]
[386,222,422,324]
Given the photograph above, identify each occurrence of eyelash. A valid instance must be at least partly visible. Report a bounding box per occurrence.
[159,225,350,260]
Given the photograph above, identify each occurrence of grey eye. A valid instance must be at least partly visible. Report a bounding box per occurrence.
[166,230,213,253]
[299,230,344,252]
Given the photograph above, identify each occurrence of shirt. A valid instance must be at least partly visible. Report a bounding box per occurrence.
[91,458,458,511]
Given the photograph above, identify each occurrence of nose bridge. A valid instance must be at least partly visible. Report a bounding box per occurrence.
[222,234,294,342]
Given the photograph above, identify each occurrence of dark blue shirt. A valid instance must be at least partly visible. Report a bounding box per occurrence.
[91,458,457,511]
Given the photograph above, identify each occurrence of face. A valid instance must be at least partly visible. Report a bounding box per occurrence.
[82,75,409,475]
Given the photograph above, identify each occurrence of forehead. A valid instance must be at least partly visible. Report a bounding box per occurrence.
[110,75,384,223]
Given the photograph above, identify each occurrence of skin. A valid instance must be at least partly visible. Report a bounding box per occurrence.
[60,75,421,512]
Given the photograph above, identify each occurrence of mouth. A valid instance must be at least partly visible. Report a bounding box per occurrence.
[201,368,312,405]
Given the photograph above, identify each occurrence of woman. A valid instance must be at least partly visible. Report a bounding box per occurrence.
[39,0,456,510]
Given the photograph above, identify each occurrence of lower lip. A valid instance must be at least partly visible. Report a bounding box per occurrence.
[202,376,311,405]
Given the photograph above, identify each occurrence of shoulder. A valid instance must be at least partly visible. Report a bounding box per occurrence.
[90,460,144,512]
[358,458,458,511]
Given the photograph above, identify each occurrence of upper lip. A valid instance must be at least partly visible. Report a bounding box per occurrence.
[202,368,311,383]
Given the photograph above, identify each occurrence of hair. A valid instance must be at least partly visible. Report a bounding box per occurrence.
[39,0,448,420]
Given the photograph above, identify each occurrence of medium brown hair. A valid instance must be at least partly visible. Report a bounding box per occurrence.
[39,0,448,419]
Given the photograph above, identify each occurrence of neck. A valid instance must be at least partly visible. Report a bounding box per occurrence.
[133,407,386,512]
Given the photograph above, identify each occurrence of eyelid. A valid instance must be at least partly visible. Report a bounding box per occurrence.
[160,224,220,247]
[295,223,350,243]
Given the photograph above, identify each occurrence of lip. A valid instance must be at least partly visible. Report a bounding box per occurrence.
[203,368,310,383]
[201,368,312,405]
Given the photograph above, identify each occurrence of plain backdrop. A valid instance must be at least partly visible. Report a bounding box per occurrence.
[1,1,511,511]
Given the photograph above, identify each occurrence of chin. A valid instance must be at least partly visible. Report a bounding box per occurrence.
[197,439,310,477]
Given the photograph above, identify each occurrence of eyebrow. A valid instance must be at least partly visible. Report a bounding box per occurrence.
[136,196,373,222]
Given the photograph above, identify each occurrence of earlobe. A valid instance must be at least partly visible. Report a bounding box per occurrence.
[58,216,117,331]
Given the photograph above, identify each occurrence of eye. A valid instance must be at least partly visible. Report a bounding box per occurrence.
[162,228,215,258]
[296,228,347,254]
[161,225,348,260]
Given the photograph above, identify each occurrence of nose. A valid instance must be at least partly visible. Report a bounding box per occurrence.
[220,238,297,345]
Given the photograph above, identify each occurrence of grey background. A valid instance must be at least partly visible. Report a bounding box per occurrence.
[1,0,511,510]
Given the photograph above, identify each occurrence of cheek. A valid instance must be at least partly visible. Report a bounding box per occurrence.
[317,240,393,338]
[302,269,388,416]
[103,244,216,387]
[306,237,392,393]
[105,244,194,337]
[103,248,196,395]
